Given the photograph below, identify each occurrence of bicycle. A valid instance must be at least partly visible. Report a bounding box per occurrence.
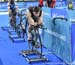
[10,11,16,30]
[21,24,47,63]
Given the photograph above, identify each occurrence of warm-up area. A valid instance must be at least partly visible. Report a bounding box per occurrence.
[0,0,75,65]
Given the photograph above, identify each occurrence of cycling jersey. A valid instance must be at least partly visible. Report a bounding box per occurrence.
[8,2,17,16]
[10,3,16,12]
[29,7,42,22]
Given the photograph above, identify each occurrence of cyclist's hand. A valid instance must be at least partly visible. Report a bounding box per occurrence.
[38,21,43,25]
[34,22,38,26]
[9,10,12,13]
[38,23,43,27]
[22,24,25,29]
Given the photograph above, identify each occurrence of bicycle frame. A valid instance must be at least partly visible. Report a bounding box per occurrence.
[11,14,16,30]
[31,26,43,57]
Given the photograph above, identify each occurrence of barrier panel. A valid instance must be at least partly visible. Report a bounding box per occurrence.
[51,8,68,18]
[23,1,39,8]
[51,18,71,63]
[67,10,75,62]
[0,2,8,11]
[42,7,75,64]
[0,1,39,12]
[67,10,75,21]
[42,7,52,50]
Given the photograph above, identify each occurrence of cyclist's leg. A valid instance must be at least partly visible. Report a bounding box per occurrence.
[27,16,37,41]
[9,12,13,27]
[13,15,16,29]
[22,28,26,38]
[12,12,16,29]
[34,29,41,48]
[33,30,38,46]
[28,25,32,41]
[10,11,15,28]
[11,15,15,28]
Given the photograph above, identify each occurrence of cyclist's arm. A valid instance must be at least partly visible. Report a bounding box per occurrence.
[7,3,12,15]
[25,9,28,17]
[7,3,10,11]
[15,2,18,12]
[38,11,43,25]
[26,10,36,26]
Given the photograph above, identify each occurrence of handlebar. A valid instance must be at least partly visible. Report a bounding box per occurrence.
[20,8,27,14]
[53,17,68,25]
[53,17,68,21]
[17,8,27,16]
[17,13,25,16]
[31,24,47,30]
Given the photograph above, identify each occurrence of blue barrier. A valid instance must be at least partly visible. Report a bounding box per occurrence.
[0,2,8,11]
[42,7,51,18]
[51,19,71,63]
[42,7,52,50]
[0,2,39,12]
[71,23,75,61]
[51,8,68,18]
[67,10,75,62]
[42,7,75,64]
[67,10,75,20]
[23,1,39,8]
[68,10,75,62]
[56,2,75,9]
[16,2,25,8]
[42,7,52,51]
[56,1,67,7]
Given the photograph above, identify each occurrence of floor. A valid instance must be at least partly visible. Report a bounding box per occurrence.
[0,12,67,65]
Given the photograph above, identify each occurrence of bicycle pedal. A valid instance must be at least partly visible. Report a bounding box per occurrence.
[34,44,41,48]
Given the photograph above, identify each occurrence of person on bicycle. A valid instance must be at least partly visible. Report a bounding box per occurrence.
[8,0,18,27]
[26,6,43,41]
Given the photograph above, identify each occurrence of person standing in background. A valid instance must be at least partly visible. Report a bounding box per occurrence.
[68,1,74,10]
[46,0,56,8]
[39,0,43,8]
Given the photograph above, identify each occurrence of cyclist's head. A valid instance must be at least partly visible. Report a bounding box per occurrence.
[10,0,14,4]
[33,6,40,13]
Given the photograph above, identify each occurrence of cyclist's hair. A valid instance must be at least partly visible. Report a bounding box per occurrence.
[10,0,14,4]
[33,6,40,13]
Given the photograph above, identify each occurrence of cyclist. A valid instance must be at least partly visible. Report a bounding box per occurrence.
[8,0,18,28]
[26,6,43,41]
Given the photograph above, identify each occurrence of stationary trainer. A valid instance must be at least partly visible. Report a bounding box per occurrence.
[21,6,47,63]
[9,9,27,42]
[8,0,18,30]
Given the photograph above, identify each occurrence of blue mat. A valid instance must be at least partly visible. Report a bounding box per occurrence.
[0,10,67,65]
[0,28,67,65]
